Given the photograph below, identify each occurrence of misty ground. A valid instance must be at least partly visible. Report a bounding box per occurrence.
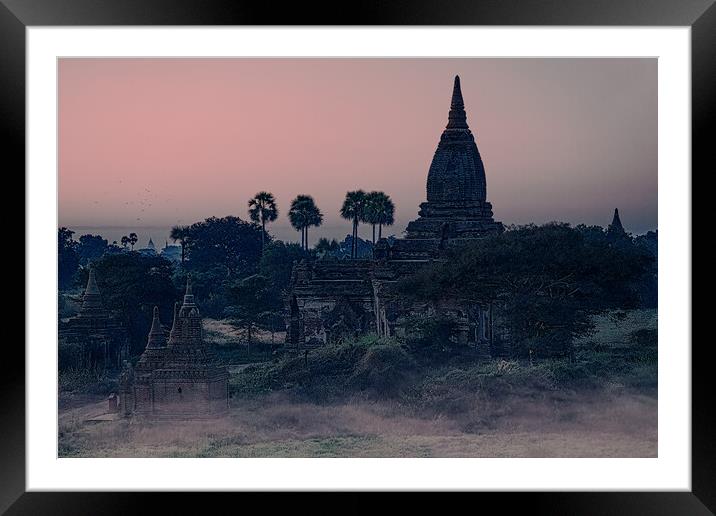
[59,391,656,458]
[58,310,657,458]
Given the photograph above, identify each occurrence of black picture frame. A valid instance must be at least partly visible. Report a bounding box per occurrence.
[4,0,710,513]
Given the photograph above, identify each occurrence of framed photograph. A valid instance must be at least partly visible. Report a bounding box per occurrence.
[6,0,710,512]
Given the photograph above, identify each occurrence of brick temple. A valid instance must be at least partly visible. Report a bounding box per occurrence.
[120,277,229,419]
[286,76,503,352]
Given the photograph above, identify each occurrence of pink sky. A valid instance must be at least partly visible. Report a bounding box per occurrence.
[59,58,657,243]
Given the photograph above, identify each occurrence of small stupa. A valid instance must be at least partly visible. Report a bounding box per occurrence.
[122,277,229,419]
[58,266,129,370]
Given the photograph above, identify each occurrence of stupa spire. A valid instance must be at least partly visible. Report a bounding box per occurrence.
[183,275,195,306]
[446,75,469,130]
[169,301,180,342]
[80,266,104,312]
[146,306,166,349]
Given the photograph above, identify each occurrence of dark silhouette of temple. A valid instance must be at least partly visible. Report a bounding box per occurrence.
[286,76,502,351]
[607,208,628,240]
[58,267,129,370]
[405,75,502,241]
[120,277,229,419]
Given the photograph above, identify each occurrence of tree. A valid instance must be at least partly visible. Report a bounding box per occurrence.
[254,241,310,337]
[58,227,79,290]
[397,223,654,358]
[288,196,308,249]
[314,237,340,258]
[76,234,108,266]
[120,235,130,250]
[106,241,123,255]
[305,201,323,251]
[288,195,323,251]
[633,230,658,308]
[173,216,265,317]
[364,191,395,243]
[183,216,264,278]
[340,190,367,259]
[170,225,189,264]
[80,253,178,356]
[259,241,308,294]
[128,232,138,251]
[248,191,279,251]
[225,274,276,353]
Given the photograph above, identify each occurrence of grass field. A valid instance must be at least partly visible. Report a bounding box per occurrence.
[58,310,657,458]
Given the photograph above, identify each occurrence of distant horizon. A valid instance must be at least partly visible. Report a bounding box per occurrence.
[59,58,657,240]
[64,214,658,250]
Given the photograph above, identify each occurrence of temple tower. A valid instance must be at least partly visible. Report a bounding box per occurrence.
[58,267,129,370]
[135,306,168,373]
[608,208,625,233]
[405,75,502,240]
[80,266,105,315]
[426,75,487,203]
[607,207,630,242]
[145,306,167,349]
[168,276,203,346]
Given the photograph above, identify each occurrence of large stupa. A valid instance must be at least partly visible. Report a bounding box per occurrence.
[404,75,502,240]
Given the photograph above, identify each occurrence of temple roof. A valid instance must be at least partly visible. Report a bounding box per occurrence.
[425,75,487,203]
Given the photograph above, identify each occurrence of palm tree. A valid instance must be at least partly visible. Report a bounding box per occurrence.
[248,191,279,251]
[340,190,367,259]
[129,232,138,251]
[364,191,395,243]
[288,197,307,249]
[120,235,130,250]
[288,195,323,251]
[170,225,189,264]
[305,203,323,251]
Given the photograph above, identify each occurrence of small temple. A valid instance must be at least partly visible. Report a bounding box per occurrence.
[58,267,129,370]
[286,76,503,352]
[120,276,229,419]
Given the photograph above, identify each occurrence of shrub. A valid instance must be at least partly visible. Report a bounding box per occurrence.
[230,336,411,400]
[58,340,85,371]
[347,343,414,394]
[547,359,595,389]
[403,316,461,362]
[58,366,117,394]
[228,310,657,403]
